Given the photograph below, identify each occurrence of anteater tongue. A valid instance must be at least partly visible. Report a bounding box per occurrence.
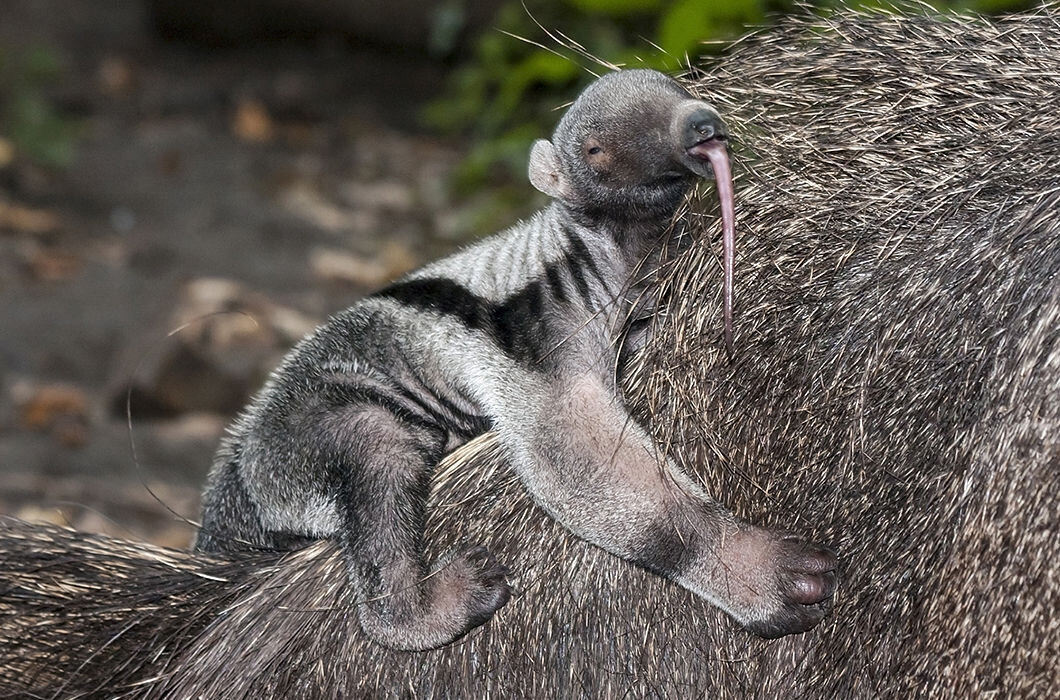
[696,141,736,358]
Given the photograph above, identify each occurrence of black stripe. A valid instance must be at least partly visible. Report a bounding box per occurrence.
[394,384,489,436]
[429,390,491,433]
[373,278,489,331]
[562,224,606,287]
[388,343,489,433]
[563,251,594,307]
[544,263,568,303]
[373,277,555,369]
[634,520,695,580]
[321,381,442,437]
[492,281,549,365]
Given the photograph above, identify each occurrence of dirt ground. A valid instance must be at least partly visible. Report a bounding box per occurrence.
[0,1,499,548]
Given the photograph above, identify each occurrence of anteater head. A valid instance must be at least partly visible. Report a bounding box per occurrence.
[528,68,729,223]
[529,68,738,354]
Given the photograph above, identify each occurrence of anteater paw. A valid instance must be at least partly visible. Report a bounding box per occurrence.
[744,534,837,639]
[448,544,512,628]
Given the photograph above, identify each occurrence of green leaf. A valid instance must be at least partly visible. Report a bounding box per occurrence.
[21,45,64,82]
[497,50,580,120]
[657,0,765,58]
[563,0,664,17]
[6,92,78,168]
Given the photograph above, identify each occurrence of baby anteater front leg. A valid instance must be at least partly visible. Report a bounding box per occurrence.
[333,405,511,651]
[492,374,836,638]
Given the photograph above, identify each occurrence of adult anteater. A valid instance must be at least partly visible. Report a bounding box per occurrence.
[2,5,1057,698]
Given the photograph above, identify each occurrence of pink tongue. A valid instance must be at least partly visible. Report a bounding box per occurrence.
[701,141,736,357]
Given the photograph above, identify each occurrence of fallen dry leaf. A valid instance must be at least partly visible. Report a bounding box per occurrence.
[0,201,62,235]
[18,382,90,447]
[232,98,274,143]
[0,138,13,168]
[20,383,89,429]
[98,56,135,95]
[28,247,81,282]
[309,246,389,287]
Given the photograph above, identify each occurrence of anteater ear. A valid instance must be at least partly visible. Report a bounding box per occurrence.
[528,139,571,200]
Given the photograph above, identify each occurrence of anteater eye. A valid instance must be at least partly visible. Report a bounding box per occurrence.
[588,146,603,155]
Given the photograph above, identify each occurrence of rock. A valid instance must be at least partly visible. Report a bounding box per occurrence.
[115,277,319,417]
[13,504,66,526]
[309,247,387,287]
[2,472,200,548]
[280,181,379,234]
[309,242,417,289]
[340,180,415,213]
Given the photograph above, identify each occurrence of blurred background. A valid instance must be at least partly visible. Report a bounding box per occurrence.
[0,0,1033,548]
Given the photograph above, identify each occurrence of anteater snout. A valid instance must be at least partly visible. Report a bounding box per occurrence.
[682,106,728,149]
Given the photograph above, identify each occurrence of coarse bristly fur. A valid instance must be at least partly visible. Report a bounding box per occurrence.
[2,4,1059,698]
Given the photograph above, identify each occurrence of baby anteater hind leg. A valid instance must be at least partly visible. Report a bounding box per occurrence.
[333,405,511,651]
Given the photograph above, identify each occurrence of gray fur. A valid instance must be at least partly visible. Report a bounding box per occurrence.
[195,68,834,650]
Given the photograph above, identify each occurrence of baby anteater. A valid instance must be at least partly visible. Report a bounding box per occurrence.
[195,68,835,651]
